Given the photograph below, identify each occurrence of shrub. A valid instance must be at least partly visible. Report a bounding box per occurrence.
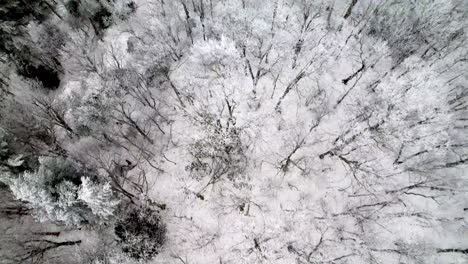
[114,206,166,261]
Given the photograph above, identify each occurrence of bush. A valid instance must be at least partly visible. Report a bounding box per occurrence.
[114,206,166,261]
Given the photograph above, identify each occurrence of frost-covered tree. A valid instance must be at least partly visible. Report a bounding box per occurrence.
[0,157,119,226]
[1,0,467,263]
[79,177,119,219]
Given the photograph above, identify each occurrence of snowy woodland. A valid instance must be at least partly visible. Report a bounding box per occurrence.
[0,0,467,263]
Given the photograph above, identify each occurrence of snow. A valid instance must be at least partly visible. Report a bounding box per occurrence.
[1,0,468,263]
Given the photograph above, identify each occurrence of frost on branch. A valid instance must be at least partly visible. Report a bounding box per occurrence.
[0,0,468,263]
[187,112,247,184]
[78,177,120,220]
[0,157,119,226]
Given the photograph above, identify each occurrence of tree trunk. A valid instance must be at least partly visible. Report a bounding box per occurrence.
[344,0,358,19]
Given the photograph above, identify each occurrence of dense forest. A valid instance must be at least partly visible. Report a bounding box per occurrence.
[0,0,467,263]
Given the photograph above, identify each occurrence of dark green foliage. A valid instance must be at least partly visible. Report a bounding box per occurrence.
[40,158,83,190]
[65,0,136,36]
[65,0,80,17]
[74,124,92,137]
[0,128,39,175]
[115,206,166,260]
[0,35,62,89]
[91,6,113,30]
[17,63,61,89]
[0,0,51,25]
[0,0,63,89]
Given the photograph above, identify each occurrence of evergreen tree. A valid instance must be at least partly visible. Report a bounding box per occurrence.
[0,157,119,226]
